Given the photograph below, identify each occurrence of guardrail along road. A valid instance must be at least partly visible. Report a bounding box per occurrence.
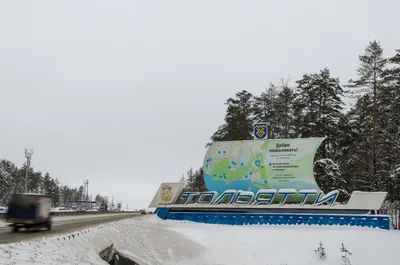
[0,212,141,244]
[0,210,140,220]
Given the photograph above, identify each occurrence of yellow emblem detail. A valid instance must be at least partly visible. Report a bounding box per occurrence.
[255,125,266,138]
[161,184,173,202]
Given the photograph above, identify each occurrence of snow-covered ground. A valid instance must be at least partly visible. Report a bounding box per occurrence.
[0,215,399,265]
[0,221,7,228]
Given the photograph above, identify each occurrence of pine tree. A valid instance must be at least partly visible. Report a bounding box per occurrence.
[192,168,207,192]
[181,168,193,193]
[314,158,349,198]
[15,167,26,194]
[28,171,42,193]
[60,185,71,205]
[274,78,296,138]
[314,242,326,261]
[210,90,254,144]
[76,185,85,200]
[383,49,400,172]
[294,68,345,144]
[95,194,104,203]
[252,84,279,138]
[340,243,352,265]
[347,41,388,190]
[387,166,400,201]
[377,49,400,208]
[183,167,207,192]
[52,179,61,207]
[0,160,18,205]
[383,166,400,228]
[41,173,52,195]
[293,68,347,193]
[179,173,185,183]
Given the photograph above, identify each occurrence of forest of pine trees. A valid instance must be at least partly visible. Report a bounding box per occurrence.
[182,41,400,227]
[0,159,98,207]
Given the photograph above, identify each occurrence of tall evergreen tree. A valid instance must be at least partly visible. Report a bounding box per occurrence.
[183,167,207,192]
[385,50,400,166]
[252,84,279,138]
[41,173,52,195]
[293,68,347,194]
[380,49,400,199]
[0,160,18,205]
[210,90,254,143]
[95,194,105,203]
[52,179,61,206]
[349,41,387,187]
[294,68,345,156]
[28,171,42,193]
[60,185,71,205]
[274,78,296,138]
[346,41,389,191]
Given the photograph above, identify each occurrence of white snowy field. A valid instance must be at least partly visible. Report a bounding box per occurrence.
[0,215,399,265]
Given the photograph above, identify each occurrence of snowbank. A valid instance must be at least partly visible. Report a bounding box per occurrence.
[0,215,399,265]
[52,213,132,222]
[0,221,7,228]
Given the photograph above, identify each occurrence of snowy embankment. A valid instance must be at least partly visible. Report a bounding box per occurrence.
[0,215,399,265]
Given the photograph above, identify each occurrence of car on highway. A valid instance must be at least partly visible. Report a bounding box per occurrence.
[5,193,53,232]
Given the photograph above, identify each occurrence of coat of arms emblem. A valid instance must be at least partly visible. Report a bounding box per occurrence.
[161,184,173,202]
[253,122,268,139]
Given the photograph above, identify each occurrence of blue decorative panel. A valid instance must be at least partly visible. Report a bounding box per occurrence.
[156,208,171,220]
[158,208,390,230]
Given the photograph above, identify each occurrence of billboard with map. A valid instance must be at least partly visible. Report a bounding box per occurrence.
[203,137,325,202]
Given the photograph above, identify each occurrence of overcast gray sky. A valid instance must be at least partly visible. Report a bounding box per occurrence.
[0,0,399,209]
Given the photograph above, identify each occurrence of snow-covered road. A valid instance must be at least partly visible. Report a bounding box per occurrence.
[0,215,399,265]
[0,213,140,244]
[0,213,138,228]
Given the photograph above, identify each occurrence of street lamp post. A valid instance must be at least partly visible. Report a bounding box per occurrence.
[24,149,34,193]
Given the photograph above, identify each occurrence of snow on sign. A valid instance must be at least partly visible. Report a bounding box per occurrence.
[149,137,391,230]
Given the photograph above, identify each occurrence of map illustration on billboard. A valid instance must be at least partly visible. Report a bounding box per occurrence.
[203,137,325,202]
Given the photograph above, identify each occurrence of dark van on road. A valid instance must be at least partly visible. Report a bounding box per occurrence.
[6,193,53,232]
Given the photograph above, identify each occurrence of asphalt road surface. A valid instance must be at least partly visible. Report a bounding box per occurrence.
[0,213,140,244]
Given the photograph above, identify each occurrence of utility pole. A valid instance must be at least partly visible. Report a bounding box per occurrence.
[81,179,90,210]
[81,180,84,209]
[24,149,34,193]
[83,179,89,201]
[111,196,114,211]
[59,183,63,206]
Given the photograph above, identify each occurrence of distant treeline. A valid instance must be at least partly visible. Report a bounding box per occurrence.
[0,159,106,207]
